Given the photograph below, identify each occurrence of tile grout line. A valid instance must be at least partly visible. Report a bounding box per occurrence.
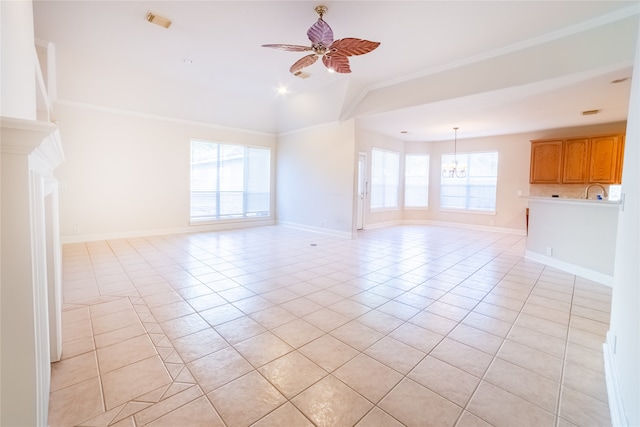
[80,231,496,427]
[555,273,577,427]
[454,256,546,426]
[53,226,612,427]
[341,236,527,426]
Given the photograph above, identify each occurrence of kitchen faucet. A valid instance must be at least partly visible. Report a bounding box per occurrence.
[584,183,608,199]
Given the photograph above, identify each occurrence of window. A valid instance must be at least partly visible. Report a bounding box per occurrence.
[190,140,270,221]
[440,151,498,212]
[371,149,399,209]
[405,154,429,208]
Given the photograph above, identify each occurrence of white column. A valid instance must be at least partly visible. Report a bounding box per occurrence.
[45,177,63,363]
[1,117,64,427]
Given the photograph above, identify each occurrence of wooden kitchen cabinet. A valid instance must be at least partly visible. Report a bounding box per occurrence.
[589,135,622,184]
[617,136,625,183]
[530,134,624,184]
[562,138,589,183]
[530,140,563,183]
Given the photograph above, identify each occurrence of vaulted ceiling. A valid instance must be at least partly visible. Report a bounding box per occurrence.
[33,1,639,141]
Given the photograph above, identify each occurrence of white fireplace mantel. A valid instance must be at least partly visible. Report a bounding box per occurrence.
[1,116,64,427]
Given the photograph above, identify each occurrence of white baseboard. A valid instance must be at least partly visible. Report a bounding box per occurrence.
[412,219,527,235]
[61,219,276,244]
[362,220,403,231]
[277,221,353,239]
[358,219,525,235]
[604,331,628,427]
[61,219,526,244]
[524,250,614,286]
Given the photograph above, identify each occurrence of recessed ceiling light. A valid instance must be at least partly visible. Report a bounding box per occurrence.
[277,87,288,95]
[146,12,171,29]
[582,109,600,116]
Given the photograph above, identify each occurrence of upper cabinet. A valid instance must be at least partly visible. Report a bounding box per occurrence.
[589,135,623,184]
[563,138,589,183]
[530,134,624,184]
[530,140,563,183]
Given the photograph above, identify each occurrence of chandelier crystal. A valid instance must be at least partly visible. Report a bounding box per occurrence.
[442,127,467,178]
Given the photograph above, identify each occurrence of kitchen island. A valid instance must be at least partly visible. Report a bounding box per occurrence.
[526,196,621,286]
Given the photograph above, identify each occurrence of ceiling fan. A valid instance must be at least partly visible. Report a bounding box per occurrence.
[262,5,380,77]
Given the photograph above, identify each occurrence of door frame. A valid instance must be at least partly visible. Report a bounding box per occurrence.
[357,152,368,230]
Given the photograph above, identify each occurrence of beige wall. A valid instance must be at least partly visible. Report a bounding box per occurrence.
[276,121,357,236]
[54,102,277,242]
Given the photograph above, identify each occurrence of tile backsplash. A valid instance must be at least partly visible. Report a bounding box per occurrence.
[529,183,611,199]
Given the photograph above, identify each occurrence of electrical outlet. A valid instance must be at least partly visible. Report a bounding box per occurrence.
[517,190,523,198]
[545,247,552,256]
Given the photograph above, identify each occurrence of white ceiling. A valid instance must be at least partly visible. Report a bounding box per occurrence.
[33,1,639,141]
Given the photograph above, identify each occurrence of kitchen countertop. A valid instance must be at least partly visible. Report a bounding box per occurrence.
[528,196,621,206]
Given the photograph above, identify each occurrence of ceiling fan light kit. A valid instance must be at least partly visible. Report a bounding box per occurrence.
[315,5,328,18]
[262,5,380,76]
[442,127,467,179]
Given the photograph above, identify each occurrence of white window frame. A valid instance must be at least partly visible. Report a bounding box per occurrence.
[440,151,498,214]
[371,148,400,211]
[190,140,271,223]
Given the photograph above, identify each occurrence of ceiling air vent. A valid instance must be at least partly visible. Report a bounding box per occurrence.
[581,109,600,116]
[146,12,171,29]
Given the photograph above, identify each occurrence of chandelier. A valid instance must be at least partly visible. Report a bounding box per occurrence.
[442,127,467,178]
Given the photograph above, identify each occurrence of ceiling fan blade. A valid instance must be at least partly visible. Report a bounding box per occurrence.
[329,38,380,56]
[290,54,319,74]
[307,18,334,47]
[322,54,351,73]
[262,44,313,52]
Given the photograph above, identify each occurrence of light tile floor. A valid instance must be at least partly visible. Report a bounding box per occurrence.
[49,225,613,426]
